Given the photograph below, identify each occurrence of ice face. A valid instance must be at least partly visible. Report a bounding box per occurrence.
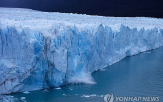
[0,8,163,94]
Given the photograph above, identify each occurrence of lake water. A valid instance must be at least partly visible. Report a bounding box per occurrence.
[12,47,163,102]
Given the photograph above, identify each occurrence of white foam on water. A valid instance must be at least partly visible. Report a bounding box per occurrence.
[69,73,96,84]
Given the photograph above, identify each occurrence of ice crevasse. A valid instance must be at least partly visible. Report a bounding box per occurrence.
[0,8,163,94]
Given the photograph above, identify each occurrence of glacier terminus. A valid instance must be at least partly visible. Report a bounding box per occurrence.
[0,8,163,94]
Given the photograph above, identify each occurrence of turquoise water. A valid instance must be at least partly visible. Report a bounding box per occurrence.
[12,47,163,102]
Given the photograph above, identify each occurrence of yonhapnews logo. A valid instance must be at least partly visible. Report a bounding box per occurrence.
[104,94,160,102]
[104,94,114,102]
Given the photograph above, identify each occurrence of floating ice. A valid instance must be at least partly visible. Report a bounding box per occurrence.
[42,89,49,93]
[81,95,90,98]
[55,87,61,90]
[69,88,73,90]
[63,93,66,96]
[23,91,30,94]
[20,97,26,100]
[90,94,97,97]
[0,95,18,102]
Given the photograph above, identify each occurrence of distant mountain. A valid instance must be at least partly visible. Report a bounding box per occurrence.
[0,0,163,18]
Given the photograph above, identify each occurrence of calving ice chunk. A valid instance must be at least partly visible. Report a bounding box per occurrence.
[0,7,163,94]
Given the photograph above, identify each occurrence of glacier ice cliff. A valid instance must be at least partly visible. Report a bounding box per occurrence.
[0,8,163,94]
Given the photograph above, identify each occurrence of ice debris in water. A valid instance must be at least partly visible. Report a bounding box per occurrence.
[81,95,90,98]
[20,97,26,100]
[0,95,18,102]
[55,87,61,90]
[23,91,30,94]
[42,89,49,93]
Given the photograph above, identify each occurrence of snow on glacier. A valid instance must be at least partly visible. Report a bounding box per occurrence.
[0,7,163,94]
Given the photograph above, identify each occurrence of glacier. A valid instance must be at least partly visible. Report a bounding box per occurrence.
[0,8,163,94]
